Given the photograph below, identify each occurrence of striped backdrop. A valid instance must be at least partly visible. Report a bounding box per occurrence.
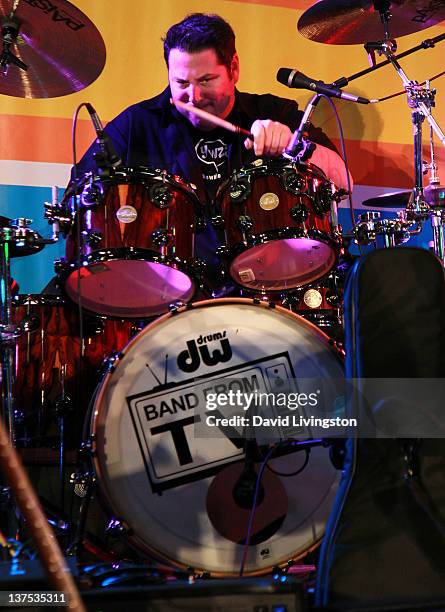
[1,0,444,292]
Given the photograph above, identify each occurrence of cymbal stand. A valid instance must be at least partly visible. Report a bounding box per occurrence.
[0,227,20,446]
[0,224,26,537]
[421,83,445,264]
[363,39,445,259]
[0,219,60,536]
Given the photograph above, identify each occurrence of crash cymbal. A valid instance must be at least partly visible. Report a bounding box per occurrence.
[298,0,445,45]
[0,0,106,98]
[362,191,411,208]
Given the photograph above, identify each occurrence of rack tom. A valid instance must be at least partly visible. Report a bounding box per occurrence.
[216,159,340,293]
[62,167,202,318]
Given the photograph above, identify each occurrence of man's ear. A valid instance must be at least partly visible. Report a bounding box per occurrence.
[231,53,240,84]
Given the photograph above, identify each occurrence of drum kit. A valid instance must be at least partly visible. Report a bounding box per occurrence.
[1,0,445,580]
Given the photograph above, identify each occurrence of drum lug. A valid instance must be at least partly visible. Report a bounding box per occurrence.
[106,517,130,537]
[236,215,253,233]
[168,301,186,313]
[216,244,230,258]
[210,215,225,229]
[81,229,103,247]
[229,178,250,203]
[54,258,66,274]
[188,257,207,274]
[326,290,341,308]
[78,437,96,458]
[290,203,309,223]
[82,180,104,205]
[195,216,207,233]
[149,183,173,209]
[102,352,123,374]
[282,171,306,195]
[151,228,173,246]
[316,183,335,213]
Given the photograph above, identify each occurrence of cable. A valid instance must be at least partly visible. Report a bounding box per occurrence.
[70,104,89,414]
[317,95,355,233]
[266,447,310,477]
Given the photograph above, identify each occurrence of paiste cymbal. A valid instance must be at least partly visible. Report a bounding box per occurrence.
[298,0,445,45]
[0,0,106,98]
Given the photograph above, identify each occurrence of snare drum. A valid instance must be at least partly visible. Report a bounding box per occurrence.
[216,159,340,292]
[63,167,202,318]
[89,298,343,575]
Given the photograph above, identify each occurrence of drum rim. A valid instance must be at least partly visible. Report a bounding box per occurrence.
[88,297,343,575]
[65,165,202,206]
[59,248,200,318]
[216,157,330,196]
[227,233,338,292]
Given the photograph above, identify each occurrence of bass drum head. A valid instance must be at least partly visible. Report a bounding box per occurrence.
[91,298,343,575]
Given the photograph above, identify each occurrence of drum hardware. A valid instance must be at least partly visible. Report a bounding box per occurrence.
[351,211,420,248]
[296,9,445,257]
[0,219,59,447]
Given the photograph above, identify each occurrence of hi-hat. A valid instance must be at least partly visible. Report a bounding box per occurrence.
[0,0,106,98]
[298,0,445,45]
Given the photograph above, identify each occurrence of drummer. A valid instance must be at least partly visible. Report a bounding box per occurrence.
[74,12,349,293]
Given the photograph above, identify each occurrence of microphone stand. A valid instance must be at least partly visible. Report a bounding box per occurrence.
[332,32,445,91]
[284,93,321,159]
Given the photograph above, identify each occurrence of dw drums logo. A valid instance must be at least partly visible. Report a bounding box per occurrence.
[177,331,232,373]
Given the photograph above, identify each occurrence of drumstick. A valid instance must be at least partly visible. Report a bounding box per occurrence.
[172,99,254,140]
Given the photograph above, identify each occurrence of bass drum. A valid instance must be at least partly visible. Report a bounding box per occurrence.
[90,298,344,576]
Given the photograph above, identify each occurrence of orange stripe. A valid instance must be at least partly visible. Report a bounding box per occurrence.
[0,115,95,164]
[1,113,443,188]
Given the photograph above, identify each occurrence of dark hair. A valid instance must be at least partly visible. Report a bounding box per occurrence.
[163,13,236,71]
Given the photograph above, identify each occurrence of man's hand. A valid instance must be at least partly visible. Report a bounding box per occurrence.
[244,119,292,156]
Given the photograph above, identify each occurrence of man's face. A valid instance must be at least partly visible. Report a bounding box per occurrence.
[169,47,239,130]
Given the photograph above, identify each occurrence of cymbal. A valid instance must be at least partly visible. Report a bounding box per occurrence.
[298,0,445,45]
[362,191,411,208]
[0,0,106,98]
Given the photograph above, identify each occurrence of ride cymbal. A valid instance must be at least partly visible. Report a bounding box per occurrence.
[0,0,106,98]
[298,0,445,45]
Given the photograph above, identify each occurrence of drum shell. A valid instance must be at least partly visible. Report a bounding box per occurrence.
[216,161,340,292]
[66,169,199,260]
[88,297,343,576]
[12,295,140,447]
[62,168,202,318]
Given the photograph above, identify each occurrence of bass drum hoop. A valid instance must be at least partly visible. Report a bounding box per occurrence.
[90,297,343,576]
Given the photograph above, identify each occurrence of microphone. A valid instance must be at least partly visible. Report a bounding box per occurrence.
[277,68,371,104]
[85,103,122,168]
